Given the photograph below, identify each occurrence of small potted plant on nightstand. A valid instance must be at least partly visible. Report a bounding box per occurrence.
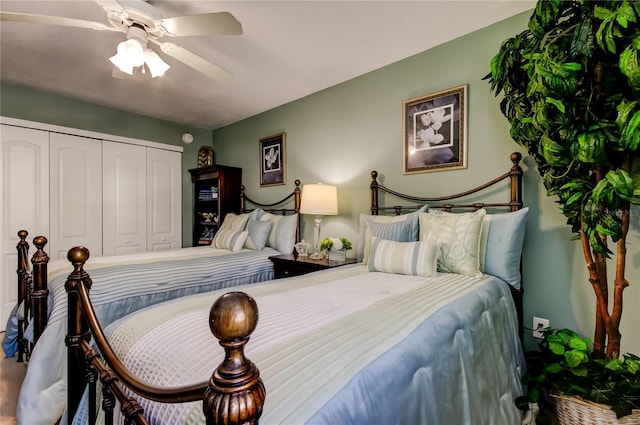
[320,237,352,262]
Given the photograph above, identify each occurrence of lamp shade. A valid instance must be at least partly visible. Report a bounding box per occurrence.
[299,184,338,215]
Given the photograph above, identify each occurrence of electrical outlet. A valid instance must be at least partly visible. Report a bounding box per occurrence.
[532,317,549,339]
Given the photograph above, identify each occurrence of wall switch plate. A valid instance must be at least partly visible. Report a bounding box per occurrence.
[533,317,549,339]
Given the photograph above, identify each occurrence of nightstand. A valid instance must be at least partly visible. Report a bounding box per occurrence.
[269,254,357,279]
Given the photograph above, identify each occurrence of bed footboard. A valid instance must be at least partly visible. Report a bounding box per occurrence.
[15,230,49,362]
[65,247,265,425]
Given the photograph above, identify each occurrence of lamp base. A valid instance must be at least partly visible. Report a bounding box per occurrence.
[309,252,324,260]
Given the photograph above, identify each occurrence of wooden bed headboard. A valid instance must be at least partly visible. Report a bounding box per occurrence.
[370,152,523,214]
[240,179,302,242]
[369,152,525,339]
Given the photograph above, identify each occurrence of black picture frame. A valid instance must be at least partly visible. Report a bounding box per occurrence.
[403,84,468,174]
[259,132,286,186]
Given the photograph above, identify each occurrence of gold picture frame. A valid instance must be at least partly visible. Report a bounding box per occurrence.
[403,84,468,174]
[259,132,286,186]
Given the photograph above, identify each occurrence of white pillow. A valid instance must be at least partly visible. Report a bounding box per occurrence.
[244,219,272,251]
[419,208,486,276]
[367,237,440,277]
[212,229,249,252]
[260,213,298,254]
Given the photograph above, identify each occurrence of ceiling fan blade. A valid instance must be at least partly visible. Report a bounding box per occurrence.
[94,0,129,18]
[152,40,232,81]
[157,12,243,37]
[0,11,117,32]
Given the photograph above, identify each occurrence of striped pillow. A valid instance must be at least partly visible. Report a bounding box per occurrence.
[367,237,440,277]
[212,229,249,252]
[362,219,416,264]
[244,219,272,250]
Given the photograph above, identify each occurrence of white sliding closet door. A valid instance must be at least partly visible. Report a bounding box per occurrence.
[49,133,102,260]
[102,141,147,255]
[147,148,181,251]
[0,125,49,328]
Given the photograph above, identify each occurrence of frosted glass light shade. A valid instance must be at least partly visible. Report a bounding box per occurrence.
[300,184,338,215]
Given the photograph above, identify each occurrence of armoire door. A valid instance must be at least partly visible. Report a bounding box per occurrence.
[147,148,182,251]
[102,141,147,256]
[0,125,49,328]
[49,133,103,259]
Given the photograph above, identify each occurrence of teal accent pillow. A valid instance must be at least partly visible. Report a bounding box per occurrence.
[367,237,440,277]
[478,207,529,289]
[419,208,486,277]
[260,213,298,254]
[244,219,272,250]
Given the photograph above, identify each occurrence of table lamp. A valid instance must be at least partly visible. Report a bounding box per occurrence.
[299,183,338,259]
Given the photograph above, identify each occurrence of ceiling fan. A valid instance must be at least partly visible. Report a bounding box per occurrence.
[0,0,242,80]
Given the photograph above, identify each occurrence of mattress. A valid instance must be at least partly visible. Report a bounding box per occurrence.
[16,246,280,425]
[78,265,525,425]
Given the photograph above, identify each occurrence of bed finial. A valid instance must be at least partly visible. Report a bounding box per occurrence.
[204,291,265,425]
[18,229,28,241]
[510,151,522,165]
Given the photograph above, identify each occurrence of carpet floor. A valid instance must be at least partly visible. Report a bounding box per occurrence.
[0,332,26,425]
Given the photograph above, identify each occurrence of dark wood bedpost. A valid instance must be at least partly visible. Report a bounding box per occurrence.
[370,171,379,215]
[204,292,265,425]
[294,179,302,242]
[65,246,92,421]
[509,152,524,211]
[30,236,49,345]
[16,230,30,362]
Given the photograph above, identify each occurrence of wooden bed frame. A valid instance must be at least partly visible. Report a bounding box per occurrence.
[18,153,525,424]
[13,181,302,363]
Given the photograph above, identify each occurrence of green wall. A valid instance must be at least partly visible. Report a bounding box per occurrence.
[1,11,638,355]
[211,11,640,355]
[0,83,211,246]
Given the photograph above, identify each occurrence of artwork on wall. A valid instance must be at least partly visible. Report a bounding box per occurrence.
[259,132,286,186]
[403,84,468,174]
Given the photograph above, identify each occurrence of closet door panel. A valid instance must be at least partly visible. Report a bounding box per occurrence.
[147,149,182,251]
[49,133,102,259]
[102,142,146,256]
[0,125,49,329]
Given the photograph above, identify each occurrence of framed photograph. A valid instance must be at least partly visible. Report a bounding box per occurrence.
[259,132,286,186]
[403,84,468,174]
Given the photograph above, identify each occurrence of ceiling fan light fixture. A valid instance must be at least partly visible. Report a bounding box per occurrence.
[144,49,170,78]
[109,51,134,75]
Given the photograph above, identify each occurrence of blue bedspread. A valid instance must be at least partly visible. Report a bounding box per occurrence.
[74,267,525,425]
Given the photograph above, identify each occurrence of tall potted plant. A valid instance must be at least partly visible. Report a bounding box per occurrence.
[486,0,639,360]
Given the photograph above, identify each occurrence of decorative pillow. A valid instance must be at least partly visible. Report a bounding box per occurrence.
[419,208,486,276]
[212,229,249,252]
[362,219,416,264]
[244,219,272,251]
[218,212,250,232]
[260,213,298,254]
[367,237,440,277]
[357,205,427,262]
[247,208,264,221]
[478,207,529,289]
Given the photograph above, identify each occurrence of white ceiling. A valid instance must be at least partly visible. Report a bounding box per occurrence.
[0,0,534,130]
